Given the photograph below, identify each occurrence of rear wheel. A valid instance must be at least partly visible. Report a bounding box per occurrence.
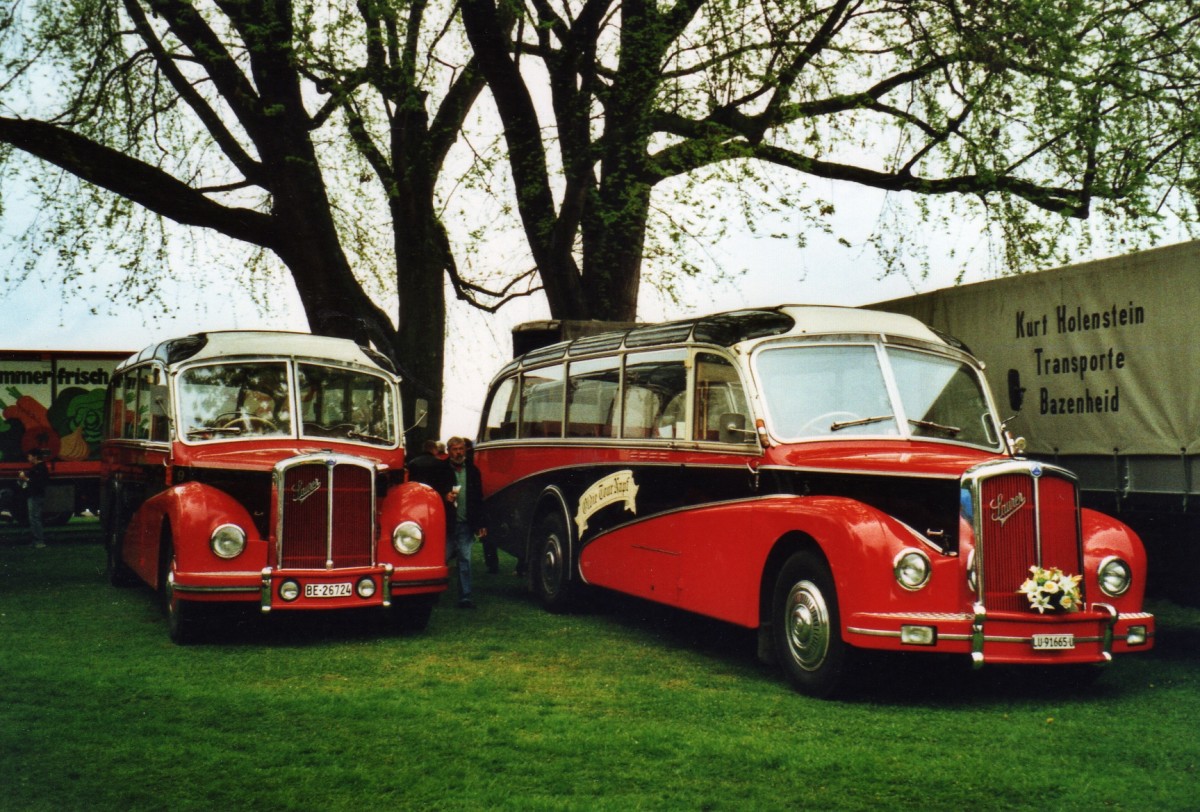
[103,498,137,588]
[772,550,856,698]
[532,510,579,613]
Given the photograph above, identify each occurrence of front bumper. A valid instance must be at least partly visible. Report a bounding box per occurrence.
[847,603,1155,666]
[170,564,450,612]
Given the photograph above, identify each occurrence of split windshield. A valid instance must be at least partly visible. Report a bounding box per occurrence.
[754,343,999,449]
[178,360,396,446]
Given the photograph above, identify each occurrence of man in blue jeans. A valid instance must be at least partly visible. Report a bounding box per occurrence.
[444,437,487,608]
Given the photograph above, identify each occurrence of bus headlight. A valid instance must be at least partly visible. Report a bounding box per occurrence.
[392,521,424,556]
[1098,556,1132,597]
[210,524,247,559]
[894,548,931,591]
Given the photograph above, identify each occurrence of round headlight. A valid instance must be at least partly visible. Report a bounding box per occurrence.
[894,548,931,591]
[210,523,247,559]
[279,580,300,601]
[1098,556,1132,597]
[392,521,424,556]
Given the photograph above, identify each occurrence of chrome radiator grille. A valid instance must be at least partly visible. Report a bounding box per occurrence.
[970,462,1082,611]
[275,455,375,569]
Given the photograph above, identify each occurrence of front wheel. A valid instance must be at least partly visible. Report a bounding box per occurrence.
[772,550,856,698]
[532,510,580,613]
[159,535,207,645]
[391,595,437,633]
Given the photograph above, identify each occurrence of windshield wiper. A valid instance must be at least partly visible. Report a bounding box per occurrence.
[347,429,390,444]
[909,418,961,436]
[830,415,893,431]
[186,425,243,438]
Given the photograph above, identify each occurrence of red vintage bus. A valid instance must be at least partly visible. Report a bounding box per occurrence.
[474,306,1155,696]
[101,331,447,643]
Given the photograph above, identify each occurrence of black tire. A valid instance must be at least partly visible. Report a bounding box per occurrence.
[772,550,856,698]
[104,518,138,588]
[391,594,437,633]
[159,534,206,645]
[102,496,137,585]
[532,510,579,613]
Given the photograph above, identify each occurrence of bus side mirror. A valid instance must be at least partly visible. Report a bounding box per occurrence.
[1007,370,1024,413]
[720,413,753,444]
[405,398,429,435]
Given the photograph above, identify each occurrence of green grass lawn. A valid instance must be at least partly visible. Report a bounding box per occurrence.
[2,525,1197,811]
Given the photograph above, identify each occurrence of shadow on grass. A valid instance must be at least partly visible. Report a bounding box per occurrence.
[556,587,1187,706]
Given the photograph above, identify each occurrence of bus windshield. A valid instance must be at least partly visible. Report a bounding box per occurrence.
[754,343,999,448]
[178,361,396,446]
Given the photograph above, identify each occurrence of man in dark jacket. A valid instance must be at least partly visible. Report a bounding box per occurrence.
[445,436,487,608]
[18,449,49,548]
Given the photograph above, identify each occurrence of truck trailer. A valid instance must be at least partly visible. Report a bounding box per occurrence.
[1,349,130,526]
[873,241,1199,603]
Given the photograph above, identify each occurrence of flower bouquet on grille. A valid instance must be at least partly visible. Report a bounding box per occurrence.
[1018,566,1083,614]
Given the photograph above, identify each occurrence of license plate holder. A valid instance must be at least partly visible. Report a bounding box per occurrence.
[305,582,352,599]
[1032,633,1075,650]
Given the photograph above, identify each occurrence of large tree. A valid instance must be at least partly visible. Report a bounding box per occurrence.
[0,0,499,437]
[462,0,1200,322]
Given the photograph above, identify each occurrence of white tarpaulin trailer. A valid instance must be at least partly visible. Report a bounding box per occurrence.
[874,241,1200,601]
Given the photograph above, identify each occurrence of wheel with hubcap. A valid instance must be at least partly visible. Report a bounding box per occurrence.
[533,510,578,613]
[773,550,855,697]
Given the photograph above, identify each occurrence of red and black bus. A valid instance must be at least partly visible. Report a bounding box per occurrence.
[474,305,1154,696]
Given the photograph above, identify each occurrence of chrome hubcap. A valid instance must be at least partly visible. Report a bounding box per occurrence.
[540,534,563,596]
[786,580,830,671]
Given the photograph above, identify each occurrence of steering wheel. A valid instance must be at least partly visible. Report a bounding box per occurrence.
[798,411,860,435]
[214,411,278,432]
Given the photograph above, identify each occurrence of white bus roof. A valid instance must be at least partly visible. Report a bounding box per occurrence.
[118,331,396,375]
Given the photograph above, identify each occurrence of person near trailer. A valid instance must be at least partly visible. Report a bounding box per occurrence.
[18,449,49,548]
[445,436,487,608]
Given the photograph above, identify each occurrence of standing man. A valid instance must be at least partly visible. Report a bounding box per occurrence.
[18,449,49,548]
[445,436,487,608]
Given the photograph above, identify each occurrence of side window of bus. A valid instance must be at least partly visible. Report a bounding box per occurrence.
[148,366,171,443]
[135,367,157,440]
[108,373,125,439]
[482,377,518,440]
[520,365,565,438]
[567,357,620,438]
[694,353,753,443]
[121,372,140,440]
[622,349,688,439]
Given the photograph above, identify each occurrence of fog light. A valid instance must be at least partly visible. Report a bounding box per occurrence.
[900,625,937,646]
[356,577,377,599]
[1126,625,1147,646]
[392,521,424,555]
[279,580,300,601]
